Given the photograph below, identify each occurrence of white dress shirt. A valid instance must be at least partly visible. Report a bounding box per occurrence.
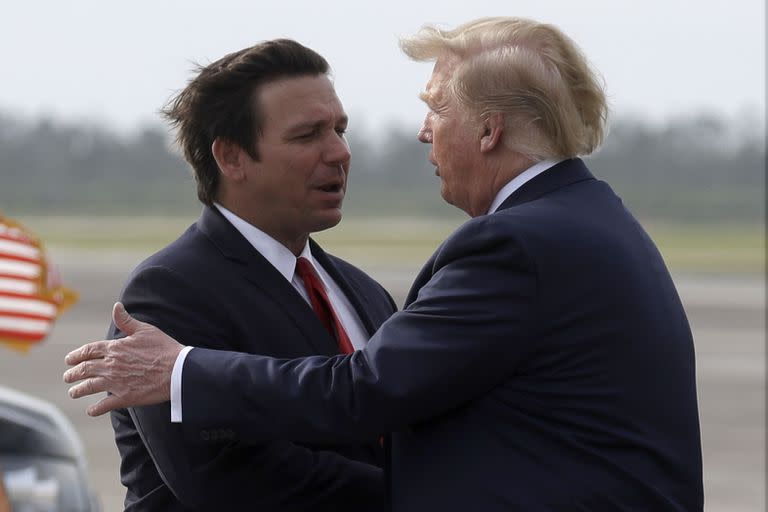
[170,203,369,422]
[486,159,563,214]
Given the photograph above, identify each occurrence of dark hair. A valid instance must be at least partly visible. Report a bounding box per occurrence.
[162,39,330,205]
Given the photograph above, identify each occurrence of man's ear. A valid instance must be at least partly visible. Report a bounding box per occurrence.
[480,113,504,153]
[212,137,247,181]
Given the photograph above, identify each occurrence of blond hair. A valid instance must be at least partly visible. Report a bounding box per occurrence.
[401,17,608,159]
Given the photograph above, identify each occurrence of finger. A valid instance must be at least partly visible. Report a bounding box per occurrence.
[112,302,148,336]
[63,359,106,384]
[65,340,110,366]
[87,394,126,417]
[67,376,110,399]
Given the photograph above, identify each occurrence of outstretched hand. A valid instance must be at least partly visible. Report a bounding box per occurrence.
[63,302,184,416]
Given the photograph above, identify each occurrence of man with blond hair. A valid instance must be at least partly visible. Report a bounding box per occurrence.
[67,17,703,510]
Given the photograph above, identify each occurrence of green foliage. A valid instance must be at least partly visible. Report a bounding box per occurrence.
[0,112,764,223]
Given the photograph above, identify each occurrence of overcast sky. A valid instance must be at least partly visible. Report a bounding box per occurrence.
[1,0,764,135]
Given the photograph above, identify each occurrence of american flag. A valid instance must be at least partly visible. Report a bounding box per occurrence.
[0,215,77,352]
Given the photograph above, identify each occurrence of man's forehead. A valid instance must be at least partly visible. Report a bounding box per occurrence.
[257,75,337,107]
[420,57,457,102]
[258,75,346,125]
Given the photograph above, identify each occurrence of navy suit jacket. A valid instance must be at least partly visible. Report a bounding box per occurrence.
[109,206,397,511]
[179,160,704,511]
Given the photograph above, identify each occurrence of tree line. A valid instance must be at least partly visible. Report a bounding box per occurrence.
[0,111,763,223]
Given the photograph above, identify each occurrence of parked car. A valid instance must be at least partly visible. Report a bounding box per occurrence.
[0,385,100,511]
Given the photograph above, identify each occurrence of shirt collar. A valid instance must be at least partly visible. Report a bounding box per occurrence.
[214,203,311,283]
[487,158,563,214]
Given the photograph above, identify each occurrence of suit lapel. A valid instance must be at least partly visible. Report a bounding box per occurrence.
[310,239,380,337]
[197,207,339,356]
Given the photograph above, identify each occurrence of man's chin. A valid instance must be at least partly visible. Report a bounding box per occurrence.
[440,189,472,216]
[310,210,344,233]
[440,185,454,207]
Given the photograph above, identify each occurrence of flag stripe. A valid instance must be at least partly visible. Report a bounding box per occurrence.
[0,290,56,304]
[0,239,40,260]
[0,226,32,241]
[0,272,35,281]
[0,309,54,321]
[0,328,46,342]
[0,316,51,335]
[0,277,36,295]
[0,251,40,265]
[0,295,57,317]
[0,232,30,242]
[0,231,35,242]
[0,259,40,279]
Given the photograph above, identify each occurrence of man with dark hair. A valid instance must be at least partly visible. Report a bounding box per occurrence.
[95,39,396,511]
[67,18,703,510]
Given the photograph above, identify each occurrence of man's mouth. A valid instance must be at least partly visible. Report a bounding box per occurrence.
[429,157,439,176]
[318,183,343,193]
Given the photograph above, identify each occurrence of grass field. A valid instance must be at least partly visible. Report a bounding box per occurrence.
[15,215,766,275]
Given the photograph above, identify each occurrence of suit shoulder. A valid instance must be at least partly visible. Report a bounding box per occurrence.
[443,213,529,252]
[130,222,214,275]
[118,221,223,303]
[423,214,541,281]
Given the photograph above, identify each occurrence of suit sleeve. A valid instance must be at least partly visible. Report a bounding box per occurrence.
[114,265,385,511]
[181,216,539,444]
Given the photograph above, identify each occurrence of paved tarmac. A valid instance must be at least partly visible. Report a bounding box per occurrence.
[0,249,764,511]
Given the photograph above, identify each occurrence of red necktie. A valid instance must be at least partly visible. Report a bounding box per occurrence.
[295,257,354,354]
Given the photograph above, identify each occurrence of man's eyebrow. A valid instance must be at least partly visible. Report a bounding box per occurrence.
[286,115,349,135]
[285,120,320,134]
[419,91,445,110]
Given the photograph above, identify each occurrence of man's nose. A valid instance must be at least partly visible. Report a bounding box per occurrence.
[324,133,351,164]
[417,118,432,144]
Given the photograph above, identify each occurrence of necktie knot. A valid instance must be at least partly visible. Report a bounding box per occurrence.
[295,257,320,287]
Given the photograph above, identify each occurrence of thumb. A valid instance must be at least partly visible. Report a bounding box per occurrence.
[113,302,144,335]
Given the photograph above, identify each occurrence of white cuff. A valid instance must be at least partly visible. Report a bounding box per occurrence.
[170,346,194,423]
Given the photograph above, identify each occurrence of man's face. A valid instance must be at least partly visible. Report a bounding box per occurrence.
[417,58,486,216]
[240,74,350,248]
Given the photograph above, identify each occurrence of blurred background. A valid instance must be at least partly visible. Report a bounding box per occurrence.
[0,0,764,510]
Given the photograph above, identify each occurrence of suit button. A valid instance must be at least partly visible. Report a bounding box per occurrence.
[200,430,210,441]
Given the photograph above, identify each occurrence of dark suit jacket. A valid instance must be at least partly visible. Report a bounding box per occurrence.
[109,206,397,511]
[179,159,703,511]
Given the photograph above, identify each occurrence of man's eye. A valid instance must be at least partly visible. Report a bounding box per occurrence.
[335,128,347,136]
